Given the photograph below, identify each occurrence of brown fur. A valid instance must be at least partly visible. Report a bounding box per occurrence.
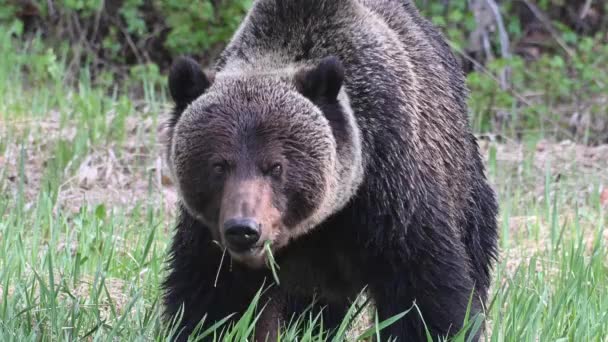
[161,1,498,341]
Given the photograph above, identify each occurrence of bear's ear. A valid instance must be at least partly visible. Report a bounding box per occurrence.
[295,56,344,103]
[168,56,214,111]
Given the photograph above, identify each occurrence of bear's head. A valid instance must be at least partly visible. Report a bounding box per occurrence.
[163,56,363,268]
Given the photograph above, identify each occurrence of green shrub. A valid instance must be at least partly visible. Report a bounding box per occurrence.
[0,0,252,68]
[158,0,252,55]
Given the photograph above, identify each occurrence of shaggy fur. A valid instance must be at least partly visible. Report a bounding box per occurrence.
[161,0,498,341]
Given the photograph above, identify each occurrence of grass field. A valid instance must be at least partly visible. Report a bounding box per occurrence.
[1,28,607,341]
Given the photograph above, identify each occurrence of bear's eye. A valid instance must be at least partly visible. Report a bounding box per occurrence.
[212,163,226,175]
[269,163,283,178]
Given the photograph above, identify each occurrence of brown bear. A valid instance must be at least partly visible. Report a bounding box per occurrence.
[161,0,498,341]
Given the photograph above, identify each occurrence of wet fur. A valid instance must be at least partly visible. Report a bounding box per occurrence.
[162,0,498,341]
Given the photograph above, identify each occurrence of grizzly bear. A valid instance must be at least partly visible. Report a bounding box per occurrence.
[161,0,498,341]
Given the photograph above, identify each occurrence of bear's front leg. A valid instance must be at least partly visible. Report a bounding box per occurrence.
[254,288,289,342]
[369,247,483,342]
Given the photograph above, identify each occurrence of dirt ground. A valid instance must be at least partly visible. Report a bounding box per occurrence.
[2,116,607,263]
[3,119,606,216]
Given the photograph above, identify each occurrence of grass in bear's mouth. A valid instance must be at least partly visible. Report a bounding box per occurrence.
[1,31,607,341]
[264,241,281,285]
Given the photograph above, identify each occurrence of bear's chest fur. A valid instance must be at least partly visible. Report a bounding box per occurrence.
[275,224,365,302]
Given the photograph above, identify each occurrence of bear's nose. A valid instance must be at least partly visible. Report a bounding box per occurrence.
[223,218,261,252]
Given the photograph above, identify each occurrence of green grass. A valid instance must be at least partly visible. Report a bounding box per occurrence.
[1,27,607,341]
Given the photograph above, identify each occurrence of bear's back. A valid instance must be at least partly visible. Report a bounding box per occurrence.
[216,0,481,241]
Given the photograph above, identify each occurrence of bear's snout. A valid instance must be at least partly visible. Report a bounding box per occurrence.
[219,177,282,266]
[223,218,261,252]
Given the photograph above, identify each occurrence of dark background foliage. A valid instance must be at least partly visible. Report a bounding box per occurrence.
[2,0,607,142]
